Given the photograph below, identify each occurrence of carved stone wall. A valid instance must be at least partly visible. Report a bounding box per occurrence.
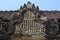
[15,11,46,39]
[0,2,60,40]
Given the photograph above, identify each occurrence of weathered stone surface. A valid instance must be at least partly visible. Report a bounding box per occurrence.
[0,1,59,40]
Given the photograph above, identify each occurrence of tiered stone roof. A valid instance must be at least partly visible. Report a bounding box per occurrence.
[0,2,59,21]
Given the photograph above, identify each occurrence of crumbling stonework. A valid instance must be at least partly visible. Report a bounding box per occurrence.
[0,1,60,40]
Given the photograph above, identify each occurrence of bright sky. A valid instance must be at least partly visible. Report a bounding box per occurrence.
[0,0,60,10]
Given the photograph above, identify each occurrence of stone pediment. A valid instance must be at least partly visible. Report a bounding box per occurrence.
[0,1,60,40]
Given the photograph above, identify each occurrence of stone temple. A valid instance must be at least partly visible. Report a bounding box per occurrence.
[0,2,60,40]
